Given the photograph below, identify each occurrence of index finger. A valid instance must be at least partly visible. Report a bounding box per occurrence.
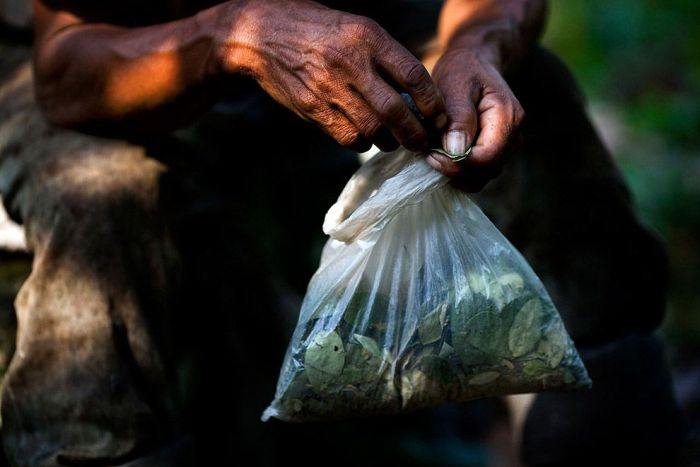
[359,77,429,151]
[374,42,446,122]
[469,92,523,166]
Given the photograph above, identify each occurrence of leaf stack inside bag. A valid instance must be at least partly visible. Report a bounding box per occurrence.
[262,154,590,422]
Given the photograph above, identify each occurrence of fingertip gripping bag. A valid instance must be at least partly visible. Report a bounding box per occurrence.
[263,149,591,422]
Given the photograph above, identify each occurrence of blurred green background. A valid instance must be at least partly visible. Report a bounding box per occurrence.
[544,0,700,368]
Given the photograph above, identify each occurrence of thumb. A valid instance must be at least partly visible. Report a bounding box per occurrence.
[442,96,478,156]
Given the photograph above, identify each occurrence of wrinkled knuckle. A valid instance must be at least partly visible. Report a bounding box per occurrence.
[323,46,349,69]
[325,46,368,77]
[310,106,335,128]
[355,17,382,40]
[448,101,477,124]
[402,61,432,92]
[376,93,403,119]
[360,117,382,138]
[297,92,318,114]
[468,76,486,93]
[343,17,383,50]
[336,128,362,148]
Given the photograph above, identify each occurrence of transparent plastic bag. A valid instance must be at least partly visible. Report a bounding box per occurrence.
[262,150,591,422]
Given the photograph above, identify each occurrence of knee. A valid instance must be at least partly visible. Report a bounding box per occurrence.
[496,47,670,342]
[22,142,167,248]
[521,334,684,466]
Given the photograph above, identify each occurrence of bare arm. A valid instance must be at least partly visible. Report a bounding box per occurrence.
[428,0,547,191]
[437,0,547,74]
[33,0,445,150]
[33,0,243,134]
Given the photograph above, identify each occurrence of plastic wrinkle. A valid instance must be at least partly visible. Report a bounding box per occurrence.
[263,149,590,422]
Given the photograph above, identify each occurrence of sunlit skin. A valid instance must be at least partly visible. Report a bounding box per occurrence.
[33,0,546,191]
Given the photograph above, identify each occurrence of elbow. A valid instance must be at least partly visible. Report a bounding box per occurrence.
[33,71,93,131]
[32,44,112,132]
[35,94,79,130]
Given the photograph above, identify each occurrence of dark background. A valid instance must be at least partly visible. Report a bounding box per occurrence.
[0,0,698,464]
[545,2,700,458]
[544,0,700,369]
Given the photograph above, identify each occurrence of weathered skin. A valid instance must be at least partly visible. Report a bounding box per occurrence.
[33,0,544,189]
[0,0,683,465]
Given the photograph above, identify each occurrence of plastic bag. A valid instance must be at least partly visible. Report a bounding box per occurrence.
[262,150,590,422]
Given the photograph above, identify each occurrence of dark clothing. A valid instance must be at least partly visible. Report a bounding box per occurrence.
[0,18,682,467]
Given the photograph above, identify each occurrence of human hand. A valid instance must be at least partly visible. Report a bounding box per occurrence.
[427,46,525,192]
[216,0,445,152]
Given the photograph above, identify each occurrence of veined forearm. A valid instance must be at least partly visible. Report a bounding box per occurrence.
[33,1,254,133]
[437,0,547,73]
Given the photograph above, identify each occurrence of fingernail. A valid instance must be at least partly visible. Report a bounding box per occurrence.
[445,131,466,156]
[435,113,447,130]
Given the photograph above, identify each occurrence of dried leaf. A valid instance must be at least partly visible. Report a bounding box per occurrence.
[401,355,457,409]
[305,331,345,389]
[418,304,446,345]
[452,294,502,355]
[439,342,455,358]
[538,323,568,368]
[353,334,382,359]
[508,298,545,357]
[522,359,550,377]
[466,273,487,295]
[468,371,500,385]
[500,359,515,370]
[497,272,525,291]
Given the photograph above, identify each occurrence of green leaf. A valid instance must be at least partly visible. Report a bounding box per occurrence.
[336,344,375,385]
[522,359,550,377]
[508,298,545,357]
[419,304,447,345]
[468,371,500,385]
[343,291,391,328]
[401,355,457,410]
[304,331,346,389]
[465,272,525,309]
[451,294,498,363]
[353,334,382,359]
[439,342,455,358]
[497,272,525,291]
[500,359,514,370]
[563,368,578,385]
[453,294,509,353]
[343,291,371,325]
[430,145,472,162]
[537,323,568,368]
[466,273,487,295]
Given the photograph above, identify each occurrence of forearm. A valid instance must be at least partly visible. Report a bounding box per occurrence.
[437,0,547,73]
[33,1,255,134]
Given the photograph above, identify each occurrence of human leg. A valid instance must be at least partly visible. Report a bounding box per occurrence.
[0,55,193,464]
[2,143,194,465]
